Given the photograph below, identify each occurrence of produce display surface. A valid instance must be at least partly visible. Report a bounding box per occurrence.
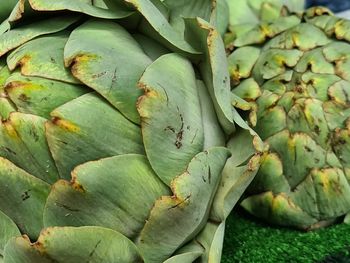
[222,209,350,262]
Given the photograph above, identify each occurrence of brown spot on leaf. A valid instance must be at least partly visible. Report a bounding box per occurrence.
[208,166,212,184]
[1,146,16,155]
[304,146,312,152]
[168,194,191,210]
[109,67,118,93]
[29,126,39,142]
[18,93,29,102]
[71,181,85,193]
[92,71,106,79]
[164,126,175,133]
[55,202,80,212]
[21,190,31,201]
[314,125,321,135]
[86,240,102,262]
[51,117,80,133]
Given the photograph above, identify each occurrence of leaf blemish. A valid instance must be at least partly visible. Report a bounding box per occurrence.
[29,127,39,142]
[157,83,169,105]
[86,240,102,262]
[164,126,175,133]
[21,190,31,201]
[55,202,80,212]
[109,67,118,93]
[92,71,107,78]
[208,166,212,184]
[168,194,191,210]
[175,109,185,149]
[191,129,198,144]
[2,147,16,155]
[18,93,29,102]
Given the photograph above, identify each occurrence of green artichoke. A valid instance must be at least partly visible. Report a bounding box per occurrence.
[0,0,261,262]
[227,5,350,230]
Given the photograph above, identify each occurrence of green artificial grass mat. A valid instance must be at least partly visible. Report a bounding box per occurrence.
[222,209,350,263]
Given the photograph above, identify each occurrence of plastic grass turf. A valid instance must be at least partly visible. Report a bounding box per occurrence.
[222,209,350,263]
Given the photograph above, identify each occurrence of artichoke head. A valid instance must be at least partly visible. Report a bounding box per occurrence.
[227,6,350,230]
[0,0,261,262]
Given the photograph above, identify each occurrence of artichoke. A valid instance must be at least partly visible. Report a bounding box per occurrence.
[226,4,350,230]
[0,0,260,262]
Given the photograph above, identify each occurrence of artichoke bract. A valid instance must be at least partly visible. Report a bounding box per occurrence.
[227,5,350,230]
[0,0,261,262]
[224,0,305,52]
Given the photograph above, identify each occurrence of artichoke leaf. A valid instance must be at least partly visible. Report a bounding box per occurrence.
[211,129,261,221]
[0,15,79,57]
[253,49,304,83]
[165,221,225,263]
[0,112,59,184]
[0,157,50,239]
[64,19,152,124]
[126,0,200,55]
[197,80,225,149]
[0,59,11,90]
[0,0,18,22]
[44,154,169,239]
[193,221,225,263]
[28,0,132,19]
[345,213,350,224]
[163,243,203,263]
[295,48,334,74]
[45,93,144,180]
[7,0,35,23]
[3,226,143,263]
[268,130,328,189]
[7,33,80,84]
[227,47,261,83]
[264,23,331,51]
[5,73,87,119]
[233,15,301,47]
[163,0,213,35]
[291,168,350,221]
[0,19,10,36]
[137,53,204,185]
[210,0,230,37]
[241,191,318,229]
[137,147,230,263]
[185,17,235,134]
[226,0,261,26]
[0,98,15,120]
[133,33,170,61]
[332,125,350,174]
[247,152,291,194]
[0,210,20,256]
[0,60,14,119]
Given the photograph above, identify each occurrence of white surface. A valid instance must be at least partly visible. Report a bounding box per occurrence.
[336,10,350,19]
